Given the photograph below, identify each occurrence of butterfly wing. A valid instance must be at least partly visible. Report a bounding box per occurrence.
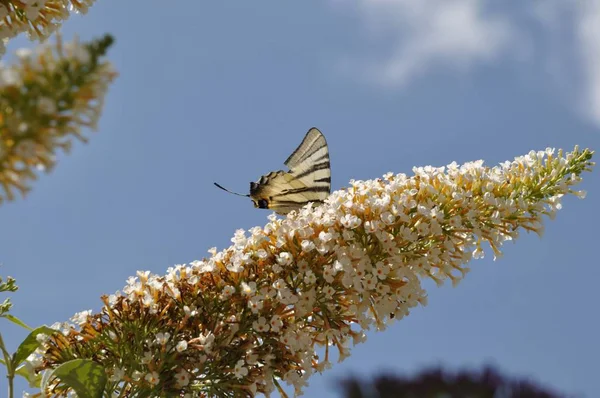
[250,171,311,214]
[250,128,331,215]
[284,127,331,191]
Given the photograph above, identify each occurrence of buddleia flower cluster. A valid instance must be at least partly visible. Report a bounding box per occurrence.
[30,147,593,397]
[0,0,96,56]
[0,33,116,205]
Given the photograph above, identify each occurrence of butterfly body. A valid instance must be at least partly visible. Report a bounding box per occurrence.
[215,128,331,215]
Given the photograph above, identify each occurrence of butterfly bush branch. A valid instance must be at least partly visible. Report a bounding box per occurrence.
[0,273,18,317]
[0,33,117,205]
[340,366,567,398]
[31,147,594,397]
[0,0,97,56]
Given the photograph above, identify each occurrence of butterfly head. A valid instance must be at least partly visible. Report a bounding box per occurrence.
[252,198,269,209]
[248,181,269,209]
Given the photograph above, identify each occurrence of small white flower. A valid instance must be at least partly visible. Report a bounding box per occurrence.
[319,230,334,242]
[342,229,355,241]
[176,340,188,352]
[380,211,395,225]
[270,315,283,332]
[352,331,367,345]
[361,273,377,291]
[191,259,215,273]
[144,371,160,386]
[248,295,264,313]
[175,369,190,388]
[278,288,298,305]
[301,240,316,252]
[272,263,283,273]
[323,265,337,283]
[155,332,170,345]
[109,367,125,382]
[240,281,256,296]
[107,293,121,307]
[340,214,362,229]
[197,331,215,353]
[377,283,390,295]
[256,249,269,259]
[277,252,293,266]
[222,285,235,298]
[323,285,336,298]
[183,305,197,317]
[132,370,143,381]
[234,359,248,379]
[375,261,390,280]
[252,317,270,333]
[70,310,92,326]
[246,352,259,365]
[142,291,155,307]
[364,220,379,233]
[25,353,42,368]
[473,246,485,259]
[297,259,309,273]
[231,229,247,247]
[303,270,317,285]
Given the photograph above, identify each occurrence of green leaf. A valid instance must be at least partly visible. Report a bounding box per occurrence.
[50,359,107,398]
[2,314,32,330]
[12,326,56,367]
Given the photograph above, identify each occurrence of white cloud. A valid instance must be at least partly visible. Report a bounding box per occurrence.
[335,0,600,128]
[335,0,516,86]
[575,1,600,125]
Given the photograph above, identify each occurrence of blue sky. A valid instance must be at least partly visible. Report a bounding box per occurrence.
[1,1,599,396]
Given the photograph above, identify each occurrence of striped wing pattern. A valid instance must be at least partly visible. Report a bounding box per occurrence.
[250,128,331,215]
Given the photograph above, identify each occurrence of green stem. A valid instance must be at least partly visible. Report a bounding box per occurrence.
[8,373,13,398]
[0,333,14,398]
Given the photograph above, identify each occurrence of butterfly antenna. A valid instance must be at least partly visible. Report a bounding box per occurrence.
[213,182,250,197]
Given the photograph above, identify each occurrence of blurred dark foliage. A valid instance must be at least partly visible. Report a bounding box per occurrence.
[339,365,575,398]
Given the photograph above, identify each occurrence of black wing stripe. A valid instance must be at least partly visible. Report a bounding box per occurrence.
[298,143,327,164]
[311,152,329,163]
[294,161,330,180]
[285,135,313,161]
[314,177,331,183]
[284,128,327,168]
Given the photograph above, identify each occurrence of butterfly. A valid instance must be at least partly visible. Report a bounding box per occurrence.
[214,127,331,215]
